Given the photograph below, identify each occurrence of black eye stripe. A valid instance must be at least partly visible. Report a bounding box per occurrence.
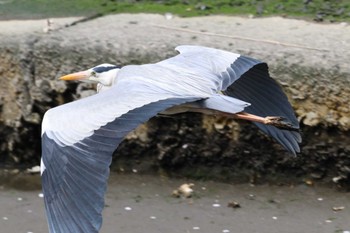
[92,65,121,73]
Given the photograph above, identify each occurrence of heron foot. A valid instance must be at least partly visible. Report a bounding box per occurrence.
[264,116,298,131]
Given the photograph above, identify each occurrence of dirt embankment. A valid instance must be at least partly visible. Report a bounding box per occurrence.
[0,14,349,186]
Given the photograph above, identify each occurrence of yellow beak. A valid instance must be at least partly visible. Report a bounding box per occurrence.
[59,71,90,81]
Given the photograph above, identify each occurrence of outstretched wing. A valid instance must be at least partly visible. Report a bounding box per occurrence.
[41,78,202,233]
[168,45,301,154]
[223,56,301,154]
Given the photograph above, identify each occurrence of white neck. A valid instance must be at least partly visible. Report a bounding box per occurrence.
[90,68,119,87]
[94,68,119,93]
[97,83,112,93]
[99,68,119,86]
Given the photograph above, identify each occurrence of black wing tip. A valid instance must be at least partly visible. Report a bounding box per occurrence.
[279,129,302,156]
[287,143,301,156]
[288,147,301,157]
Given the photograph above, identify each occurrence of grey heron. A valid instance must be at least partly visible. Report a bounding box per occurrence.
[41,45,301,233]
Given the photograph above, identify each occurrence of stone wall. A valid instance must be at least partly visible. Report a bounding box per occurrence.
[0,14,349,186]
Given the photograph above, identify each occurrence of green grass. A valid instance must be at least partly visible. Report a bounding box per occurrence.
[0,0,101,19]
[0,0,349,22]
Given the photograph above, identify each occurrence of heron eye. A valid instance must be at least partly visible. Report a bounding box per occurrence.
[91,71,97,77]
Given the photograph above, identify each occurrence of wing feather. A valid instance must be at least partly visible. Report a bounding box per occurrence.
[42,94,199,233]
[223,58,301,154]
[169,46,301,154]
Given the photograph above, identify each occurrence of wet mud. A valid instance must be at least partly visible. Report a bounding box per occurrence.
[0,172,349,233]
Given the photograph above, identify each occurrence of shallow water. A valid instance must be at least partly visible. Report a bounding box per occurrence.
[0,172,350,233]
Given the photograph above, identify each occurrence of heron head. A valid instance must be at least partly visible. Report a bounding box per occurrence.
[59,64,121,86]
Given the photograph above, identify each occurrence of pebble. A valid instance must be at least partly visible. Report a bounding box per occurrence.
[17,197,23,201]
[193,226,200,230]
[150,216,157,220]
[2,217,8,220]
[272,216,278,220]
[124,206,132,211]
[248,194,255,200]
[212,203,221,207]
[38,193,44,198]
[332,206,345,211]
[182,144,189,149]
[303,112,320,126]
[173,183,194,198]
[222,230,230,233]
[227,201,241,208]
[27,165,41,174]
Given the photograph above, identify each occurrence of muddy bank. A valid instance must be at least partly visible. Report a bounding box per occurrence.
[0,14,349,185]
[0,173,350,233]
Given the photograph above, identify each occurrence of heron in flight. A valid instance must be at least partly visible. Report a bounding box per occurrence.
[41,45,301,232]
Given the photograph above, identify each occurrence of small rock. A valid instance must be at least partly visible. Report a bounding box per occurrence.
[267,199,280,204]
[332,206,345,211]
[339,116,350,128]
[303,112,320,126]
[172,183,194,198]
[227,201,241,208]
[124,206,132,211]
[27,166,41,174]
[247,194,255,200]
[304,179,313,186]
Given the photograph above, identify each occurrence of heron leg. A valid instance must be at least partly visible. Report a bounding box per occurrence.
[224,112,297,130]
[161,105,296,131]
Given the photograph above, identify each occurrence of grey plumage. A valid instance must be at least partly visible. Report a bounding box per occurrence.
[41,45,301,233]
